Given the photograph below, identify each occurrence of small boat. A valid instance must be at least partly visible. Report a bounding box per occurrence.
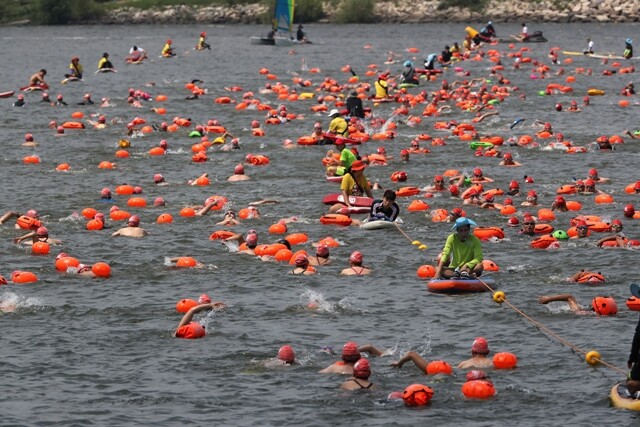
[0,91,15,98]
[610,383,640,411]
[427,276,495,294]
[250,0,301,46]
[499,31,548,43]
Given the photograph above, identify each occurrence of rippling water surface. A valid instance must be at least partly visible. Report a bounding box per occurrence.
[1,22,640,425]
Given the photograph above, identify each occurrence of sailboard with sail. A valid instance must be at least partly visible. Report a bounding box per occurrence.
[250,0,298,46]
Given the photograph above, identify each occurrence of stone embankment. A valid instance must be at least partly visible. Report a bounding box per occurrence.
[98,0,640,25]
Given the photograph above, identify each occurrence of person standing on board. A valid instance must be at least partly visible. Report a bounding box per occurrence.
[583,37,594,54]
[624,38,633,59]
[434,217,483,279]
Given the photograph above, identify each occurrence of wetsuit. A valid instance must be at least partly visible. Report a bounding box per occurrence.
[297,28,305,41]
[369,199,400,221]
[345,95,364,118]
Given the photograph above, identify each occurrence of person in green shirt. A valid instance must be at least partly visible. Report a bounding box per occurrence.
[435,217,484,279]
[326,138,358,176]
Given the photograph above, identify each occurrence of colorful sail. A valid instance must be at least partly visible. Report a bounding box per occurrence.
[273,0,295,33]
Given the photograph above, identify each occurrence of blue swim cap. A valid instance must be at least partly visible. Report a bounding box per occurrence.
[404,60,413,67]
[452,217,478,231]
[627,38,633,44]
[552,230,569,240]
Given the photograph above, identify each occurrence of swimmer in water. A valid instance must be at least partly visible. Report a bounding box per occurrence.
[174,303,220,339]
[290,254,316,275]
[111,215,148,238]
[320,341,362,374]
[341,358,374,390]
[308,244,331,266]
[228,164,250,182]
[13,226,62,245]
[458,337,494,369]
[539,294,617,316]
[340,251,372,276]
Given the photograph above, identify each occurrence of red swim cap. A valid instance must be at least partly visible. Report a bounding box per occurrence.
[234,164,244,175]
[574,219,588,227]
[198,293,212,304]
[434,175,443,182]
[294,254,309,268]
[555,195,566,204]
[624,204,635,217]
[349,251,363,264]
[25,133,34,142]
[527,190,537,197]
[466,370,488,381]
[201,32,206,37]
[503,197,513,205]
[507,216,519,227]
[509,180,519,189]
[278,345,295,363]
[472,337,489,354]
[377,147,386,154]
[101,188,111,197]
[56,252,69,261]
[473,167,482,176]
[342,341,361,363]
[353,358,371,379]
[128,215,140,227]
[316,244,330,257]
[503,153,512,159]
[611,219,623,227]
[449,185,460,196]
[154,174,164,183]
[451,207,463,217]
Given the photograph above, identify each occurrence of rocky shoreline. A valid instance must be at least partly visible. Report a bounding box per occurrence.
[5,0,639,26]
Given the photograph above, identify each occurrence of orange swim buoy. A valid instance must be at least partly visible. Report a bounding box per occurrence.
[98,161,115,169]
[115,184,135,195]
[176,257,198,268]
[461,380,495,399]
[402,384,434,406]
[71,111,84,119]
[416,264,436,279]
[55,256,80,272]
[92,262,111,278]
[285,233,308,245]
[500,205,517,216]
[297,136,317,145]
[565,200,582,211]
[493,352,518,369]
[176,298,199,313]
[16,215,41,230]
[482,259,500,272]
[23,155,41,164]
[209,230,235,240]
[556,185,576,195]
[268,222,287,234]
[317,236,340,247]
[127,197,147,208]
[537,209,556,222]
[396,187,421,197]
[115,150,130,158]
[11,271,38,284]
[180,207,196,217]
[149,147,165,156]
[56,163,71,171]
[32,241,50,255]
[426,360,453,375]
[274,248,293,262]
[215,97,233,104]
[319,214,352,226]
[594,194,614,204]
[534,223,554,234]
[431,208,448,222]
[264,243,289,257]
[110,209,130,221]
[81,207,98,220]
[530,234,558,249]
[626,297,640,311]
[473,226,505,241]
[62,121,85,129]
[86,219,104,230]
[408,200,430,212]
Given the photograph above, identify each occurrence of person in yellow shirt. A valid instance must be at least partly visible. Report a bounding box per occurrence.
[327,109,349,139]
[197,32,211,50]
[65,57,83,79]
[97,53,114,70]
[162,39,175,57]
[374,73,389,99]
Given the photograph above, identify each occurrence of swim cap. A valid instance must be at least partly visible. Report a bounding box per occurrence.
[349,251,363,264]
[160,140,168,149]
[451,207,463,217]
[525,176,534,183]
[0,275,6,285]
[353,358,371,379]
[449,185,460,196]
[574,219,588,227]
[316,244,330,257]
[133,186,143,194]
[592,296,617,316]
[627,38,633,44]
[612,219,623,227]
[128,215,140,227]
[467,188,479,197]
[473,167,483,176]
[26,209,38,218]
[635,181,640,191]
[342,341,361,363]
[555,103,562,111]
[400,149,409,156]
[94,213,105,223]
[57,94,63,101]
[25,133,34,142]
[503,153,512,159]
[484,194,494,202]
[552,230,568,240]
[278,345,295,363]
[56,252,69,261]
[251,120,260,128]
[234,164,245,175]
[154,174,164,183]
[624,204,635,217]
[101,188,111,198]
[571,100,577,106]
[201,32,206,37]
[72,56,79,61]
[404,60,413,67]
[466,370,488,381]
[153,197,165,206]
[98,115,106,124]
[596,135,608,143]
[452,217,478,231]
[166,39,172,44]
[588,168,597,177]
[36,226,48,237]
[555,195,566,204]
[198,293,212,304]
[245,233,258,247]
[507,216,520,227]
[503,197,513,205]
[377,74,387,80]
[77,264,92,274]
[84,93,91,99]
[232,138,240,146]
[434,175,443,182]
[527,190,537,197]
[294,254,309,268]
[472,337,489,354]
[377,147,386,155]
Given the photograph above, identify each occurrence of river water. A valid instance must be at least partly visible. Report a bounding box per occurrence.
[1,22,640,425]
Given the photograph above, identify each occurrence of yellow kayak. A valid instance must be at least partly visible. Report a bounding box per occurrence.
[610,383,640,411]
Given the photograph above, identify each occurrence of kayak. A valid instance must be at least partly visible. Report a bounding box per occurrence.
[0,91,15,98]
[610,383,640,411]
[20,83,48,92]
[427,276,495,294]
[415,68,442,75]
[360,218,398,230]
[326,176,343,183]
[322,194,372,207]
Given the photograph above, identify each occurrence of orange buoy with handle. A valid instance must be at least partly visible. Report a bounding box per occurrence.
[426,360,453,375]
[92,262,111,278]
[493,352,518,369]
[176,298,198,313]
[320,214,352,226]
[461,380,495,399]
[402,384,434,406]
[417,264,436,278]
[11,270,38,284]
